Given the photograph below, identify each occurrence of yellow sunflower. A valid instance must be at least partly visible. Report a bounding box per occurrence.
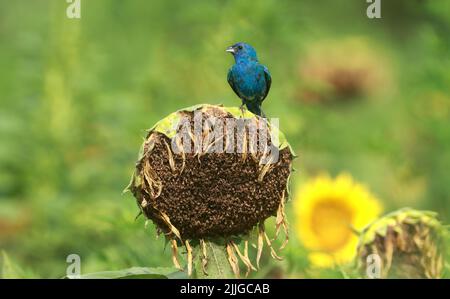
[294,173,382,268]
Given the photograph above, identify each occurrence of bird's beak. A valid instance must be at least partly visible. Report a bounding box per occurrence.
[226,46,235,54]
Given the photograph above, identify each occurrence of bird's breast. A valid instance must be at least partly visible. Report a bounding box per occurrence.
[232,64,267,100]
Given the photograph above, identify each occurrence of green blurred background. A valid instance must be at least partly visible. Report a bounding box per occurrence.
[0,0,449,278]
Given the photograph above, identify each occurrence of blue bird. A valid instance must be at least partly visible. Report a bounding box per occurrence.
[226,42,271,117]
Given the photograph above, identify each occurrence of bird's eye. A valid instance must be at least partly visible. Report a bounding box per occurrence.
[238,45,243,50]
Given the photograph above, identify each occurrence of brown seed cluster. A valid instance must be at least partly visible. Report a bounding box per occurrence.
[358,221,445,278]
[130,107,293,240]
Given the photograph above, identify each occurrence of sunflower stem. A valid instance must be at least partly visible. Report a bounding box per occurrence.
[193,240,234,279]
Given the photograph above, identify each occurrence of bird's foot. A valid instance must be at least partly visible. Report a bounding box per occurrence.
[239,104,246,116]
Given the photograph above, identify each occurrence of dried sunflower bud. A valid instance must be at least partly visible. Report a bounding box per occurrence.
[357,208,446,279]
[126,104,294,277]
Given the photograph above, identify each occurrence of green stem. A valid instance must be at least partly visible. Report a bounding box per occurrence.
[193,241,234,279]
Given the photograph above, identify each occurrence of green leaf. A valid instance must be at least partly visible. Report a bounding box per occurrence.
[66,267,186,279]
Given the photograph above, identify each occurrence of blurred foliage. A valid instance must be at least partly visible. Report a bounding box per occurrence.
[0,0,449,278]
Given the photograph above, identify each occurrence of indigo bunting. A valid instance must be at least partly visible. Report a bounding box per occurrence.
[226,42,271,117]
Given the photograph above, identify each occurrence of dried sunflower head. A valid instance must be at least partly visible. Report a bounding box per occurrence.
[357,208,446,278]
[126,104,295,277]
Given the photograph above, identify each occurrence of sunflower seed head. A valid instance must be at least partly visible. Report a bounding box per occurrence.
[357,208,446,278]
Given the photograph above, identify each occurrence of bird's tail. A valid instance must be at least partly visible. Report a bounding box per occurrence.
[245,102,266,118]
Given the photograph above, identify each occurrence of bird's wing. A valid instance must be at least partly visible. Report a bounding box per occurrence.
[227,68,241,99]
[261,66,272,101]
